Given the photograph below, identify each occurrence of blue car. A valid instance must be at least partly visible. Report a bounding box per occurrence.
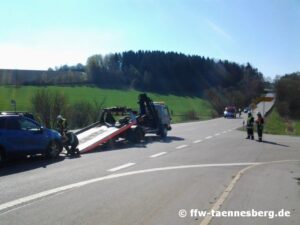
[0,113,62,164]
[224,106,236,118]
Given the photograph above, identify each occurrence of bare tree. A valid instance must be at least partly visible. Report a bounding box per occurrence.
[31,89,52,128]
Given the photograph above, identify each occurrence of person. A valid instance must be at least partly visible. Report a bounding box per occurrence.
[56,115,79,156]
[56,115,68,136]
[238,108,242,117]
[246,112,254,140]
[256,112,264,142]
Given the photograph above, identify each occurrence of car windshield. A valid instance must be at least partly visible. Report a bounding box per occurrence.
[227,108,235,113]
[19,118,40,132]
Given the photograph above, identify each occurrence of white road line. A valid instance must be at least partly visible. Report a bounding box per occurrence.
[193,140,203,144]
[227,129,232,132]
[222,131,227,134]
[1,160,298,214]
[205,136,213,140]
[199,164,256,225]
[107,163,136,172]
[150,152,167,158]
[214,133,220,136]
[176,145,188,149]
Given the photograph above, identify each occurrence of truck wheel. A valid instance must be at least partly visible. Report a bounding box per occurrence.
[159,125,168,138]
[127,127,144,143]
[46,141,62,159]
[134,127,145,142]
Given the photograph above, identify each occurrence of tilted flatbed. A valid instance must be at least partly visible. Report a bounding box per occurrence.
[76,121,136,153]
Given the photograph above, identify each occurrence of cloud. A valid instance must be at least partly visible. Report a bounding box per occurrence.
[206,19,233,41]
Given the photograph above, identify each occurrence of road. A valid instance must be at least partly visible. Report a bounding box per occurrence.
[1,97,300,225]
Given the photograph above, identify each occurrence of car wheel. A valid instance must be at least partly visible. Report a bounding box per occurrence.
[46,141,61,159]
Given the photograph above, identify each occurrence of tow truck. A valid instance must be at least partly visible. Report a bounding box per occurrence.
[76,94,172,153]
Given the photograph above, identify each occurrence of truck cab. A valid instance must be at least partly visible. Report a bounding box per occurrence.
[153,102,172,131]
[137,94,172,138]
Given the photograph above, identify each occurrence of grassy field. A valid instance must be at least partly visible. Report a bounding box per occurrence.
[0,85,216,123]
[264,109,300,136]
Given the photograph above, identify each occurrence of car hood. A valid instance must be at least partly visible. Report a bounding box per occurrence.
[44,128,62,140]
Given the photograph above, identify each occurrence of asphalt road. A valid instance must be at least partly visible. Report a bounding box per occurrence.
[1,97,300,225]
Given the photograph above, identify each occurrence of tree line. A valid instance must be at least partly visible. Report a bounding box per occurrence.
[1,50,265,115]
[275,72,300,119]
[86,50,265,113]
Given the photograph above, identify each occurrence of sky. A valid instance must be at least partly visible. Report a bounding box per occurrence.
[0,0,299,78]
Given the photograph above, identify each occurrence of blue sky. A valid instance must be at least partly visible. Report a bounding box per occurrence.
[0,0,299,78]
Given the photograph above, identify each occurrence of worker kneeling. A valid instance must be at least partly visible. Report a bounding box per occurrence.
[56,115,80,156]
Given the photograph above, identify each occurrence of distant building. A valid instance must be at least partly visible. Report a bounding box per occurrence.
[0,69,87,85]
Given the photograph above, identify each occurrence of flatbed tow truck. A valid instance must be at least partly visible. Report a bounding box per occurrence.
[75,94,172,154]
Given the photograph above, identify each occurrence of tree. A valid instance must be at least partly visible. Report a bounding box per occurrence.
[31,89,53,128]
[275,72,300,119]
[51,91,69,128]
[31,89,69,128]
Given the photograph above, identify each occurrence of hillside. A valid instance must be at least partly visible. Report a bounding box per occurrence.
[263,72,300,136]
[86,51,265,112]
[264,108,300,136]
[1,51,265,115]
[0,86,216,123]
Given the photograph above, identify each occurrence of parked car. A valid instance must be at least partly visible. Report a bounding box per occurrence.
[0,113,62,164]
[224,106,236,118]
[0,111,35,120]
[243,107,251,113]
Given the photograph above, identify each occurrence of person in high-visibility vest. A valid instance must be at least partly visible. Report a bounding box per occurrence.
[56,115,79,156]
[246,112,254,140]
[256,112,264,142]
[56,115,68,136]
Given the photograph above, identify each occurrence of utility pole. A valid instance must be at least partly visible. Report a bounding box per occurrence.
[11,100,16,112]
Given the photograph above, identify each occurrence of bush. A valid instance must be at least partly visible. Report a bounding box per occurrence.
[184,110,199,121]
[68,102,94,129]
[275,73,300,119]
[31,89,68,128]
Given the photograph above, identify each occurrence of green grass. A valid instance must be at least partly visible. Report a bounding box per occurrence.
[264,109,300,136]
[264,110,287,135]
[0,85,216,123]
[293,120,300,135]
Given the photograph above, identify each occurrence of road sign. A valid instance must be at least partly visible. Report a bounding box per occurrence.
[254,96,274,103]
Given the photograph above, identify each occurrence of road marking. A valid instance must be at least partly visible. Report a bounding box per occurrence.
[193,140,203,144]
[107,163,136,172]
[227,129,232,132]
[205,136,213,140]
[150,152,167,158]
[176,145,188,149]
[0,160,298,214]
[199,159,300,225]
[199,164,257,225]
[214,133,220,136]
[222,131,227,134]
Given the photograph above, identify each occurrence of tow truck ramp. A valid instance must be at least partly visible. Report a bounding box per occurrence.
[76,122,136,154]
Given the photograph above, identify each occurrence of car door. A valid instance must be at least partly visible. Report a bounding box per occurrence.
[18,117,48,153]
[3,117,33,155]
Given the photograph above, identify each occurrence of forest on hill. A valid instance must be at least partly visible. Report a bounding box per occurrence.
[1,50,265,113]
[86,51,265,112]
